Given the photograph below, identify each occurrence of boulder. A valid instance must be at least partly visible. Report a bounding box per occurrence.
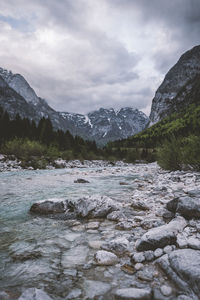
[136,216,187,251]
[113,288,152,300]
[68,195,118,218]
[101,236,130,255]
[30,199,66,215]
[94,250,118,266]
[74,178,90,183]
[18,288,53,300]
[157,249,200,299]
[166,197,200,219]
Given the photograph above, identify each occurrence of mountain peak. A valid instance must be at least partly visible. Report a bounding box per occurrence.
[149,45,200,125]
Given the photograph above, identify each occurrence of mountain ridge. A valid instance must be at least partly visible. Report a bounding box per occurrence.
[0,67,148,145]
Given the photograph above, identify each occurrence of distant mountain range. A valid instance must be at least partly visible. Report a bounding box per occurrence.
[0,67,148,145]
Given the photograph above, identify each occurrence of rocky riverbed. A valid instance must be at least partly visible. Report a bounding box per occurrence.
[1,162,200,299]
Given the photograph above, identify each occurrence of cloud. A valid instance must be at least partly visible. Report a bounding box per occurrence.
[0,0,199,115]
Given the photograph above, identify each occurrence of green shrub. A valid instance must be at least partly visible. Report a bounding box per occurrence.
[157,137,183,170]
[182,135,200,170]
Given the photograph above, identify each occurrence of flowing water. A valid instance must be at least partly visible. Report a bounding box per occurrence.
[0,165,141,299]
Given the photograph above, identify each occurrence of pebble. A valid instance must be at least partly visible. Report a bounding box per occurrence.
[154,248,163,258]
[160,285,172,296]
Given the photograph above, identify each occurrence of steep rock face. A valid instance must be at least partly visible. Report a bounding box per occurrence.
[61,107,148,145]
[0,67,148,144]
[149,45,200,125]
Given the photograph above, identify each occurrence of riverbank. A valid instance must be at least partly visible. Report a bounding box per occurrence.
[1,162,200,299]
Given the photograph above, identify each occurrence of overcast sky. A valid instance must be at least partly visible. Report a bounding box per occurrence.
[0,0,200,115]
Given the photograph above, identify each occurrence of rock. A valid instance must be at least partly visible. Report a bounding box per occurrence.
[94,250,118,266]
[86,221,100,230]
[30,199,66,214]
[88,240,103,249]
[176,234,188,249]
[18,288,53,300]
[61,246,89,268]
[187,237,200,250]
[121,264,136,275]
[163,245,173,254]
[135,263,144,270]
[137,268,154,282]
[115,220,136,230]
[167,197,200,219]
[83,280,110,299]
[101,236,130,255]
[160,285,172,296]
[113,287,152,300]
[144,250,154,261]
[66,289,82,299]
[177,296,193,300]
[187,189,200,197]
[120,182,129,185]
[74,178,90,183]
[131,252,145,263]
[67,195,118,218]
[154,248,163,258]
[157,249,200,298]
[107,210,126,221]
[131,201,150,211]
[136,216,187,251]
[0,292,9,300]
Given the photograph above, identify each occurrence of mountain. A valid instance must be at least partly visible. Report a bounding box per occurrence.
[0,67,148,144]
[60,107,148,145]
[149,45,200,126]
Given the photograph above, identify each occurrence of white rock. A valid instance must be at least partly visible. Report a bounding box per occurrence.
[95,250,118,266]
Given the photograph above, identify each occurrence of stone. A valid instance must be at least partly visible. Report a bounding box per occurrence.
[131,201,150,211]
[30,199,66,214]
[144,250,154,261]
[83,280,110,299]
[113,287,152,300]
[88,240,103,249]
[154,248,163,258]
[176,234,188,249]
[101,236,130,255]
[167,197,200,219]
[74,178,90,183]
[121,264,136,275]
[86,221,100,230]
[160,285,172,296]
[94,250,118,266]
[107,210,126,221]
[187,237,200,250]
[157,249,200,298]
[0,292,9,300]
[135,263,144,270]
[136,216,187,251]
[163,245,173,254]
[137,268,154,282]
[66,289,82,299]
[61,246,89,268]
[67,195,118,218]
[131,252,145,263]
[18,288,53,300]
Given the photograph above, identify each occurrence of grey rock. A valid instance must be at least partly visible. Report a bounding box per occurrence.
[160,285,172,296]
[149,45,200,125]
[30,199,66,215]
[187,237,200,250]
[157,249,200,299]
[154,248,163,258]
[94,250,118,266]
[74,178,90,183]
[167,197,200,219]
[113,287,152,300]
[176,234,188,249]
[0,292,9,300]
[83,280,110,299]
[68,195,118,218]
[144,250,154,261]
[131,201,150,211]
[66,289,82,299]
[136,217,187,251]
[101,236,130,255]
[163,245,173,254]
[18,288,53,300]
[131,252,145,263]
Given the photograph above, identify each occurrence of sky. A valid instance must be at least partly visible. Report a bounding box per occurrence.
[0,0,200,116]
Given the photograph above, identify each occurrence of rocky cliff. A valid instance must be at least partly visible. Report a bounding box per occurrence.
[149,45,200,126]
